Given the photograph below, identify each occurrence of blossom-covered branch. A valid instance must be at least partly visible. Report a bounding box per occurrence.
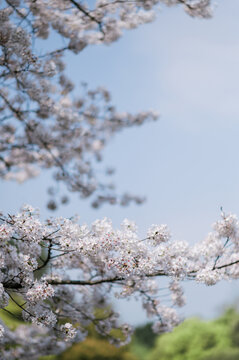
[0,0,213,209]
[0,0,220,358]
[1,205,239,358]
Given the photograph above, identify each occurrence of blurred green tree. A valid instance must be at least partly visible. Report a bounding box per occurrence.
[147,310,239,360]
[134,323,157,348]
[58,337,137,360]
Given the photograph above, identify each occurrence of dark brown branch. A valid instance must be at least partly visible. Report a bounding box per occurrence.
[34,239,53,272]
[212,237,229,270]
[1,307,23,321]
[6,291,33,318]
[49,277,125,286]
[6,0,33,28]
[215,259,239,270]
[48,271,166,286]
[69,0,104,34]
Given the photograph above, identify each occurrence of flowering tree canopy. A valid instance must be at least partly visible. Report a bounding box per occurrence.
[0,0,212,209]
[1,0,236,359]
[1,206,239,359]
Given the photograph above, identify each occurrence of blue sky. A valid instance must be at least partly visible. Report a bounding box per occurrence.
[2,0,239,324]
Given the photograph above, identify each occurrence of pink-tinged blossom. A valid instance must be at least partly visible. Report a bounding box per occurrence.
[60,323,77,340]
[121,219,138,233]
[198,232,224,259]
[147,224,171,245]
[19,254,38,273]
[32,310,57,328]
[0,0,225,356]
[214,213,239,239]
[152,306,180,333]
[0,224,14,242]
[26,281,55,303]
[0,205,238,356]
[196,268,223,286]
[169,280,186,307]
[0,324,4,338]
[0,283,9,308]
[0,0,213,214]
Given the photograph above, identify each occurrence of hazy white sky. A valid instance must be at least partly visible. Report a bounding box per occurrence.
[2,0,239,324]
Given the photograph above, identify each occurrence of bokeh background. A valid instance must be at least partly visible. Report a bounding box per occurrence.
[1,0,239,325]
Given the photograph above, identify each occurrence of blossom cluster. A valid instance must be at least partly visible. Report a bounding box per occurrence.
[0,0,214,210]
[0,0,219,359]
[0,205,239,358]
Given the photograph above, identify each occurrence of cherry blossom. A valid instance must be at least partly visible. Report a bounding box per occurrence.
[0,0,214,209]
[0,0,228,358]
[0,205,239,358]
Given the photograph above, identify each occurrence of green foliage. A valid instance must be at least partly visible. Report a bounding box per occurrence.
[130,340,151,360]
[130,322,157,360]
[202,348,239,360]
[147,317,233,360]
[134,323,157,348]
[58,338,137,360]
[3,295,239,360]
[0,296,23,330]
[44,307,239,360]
